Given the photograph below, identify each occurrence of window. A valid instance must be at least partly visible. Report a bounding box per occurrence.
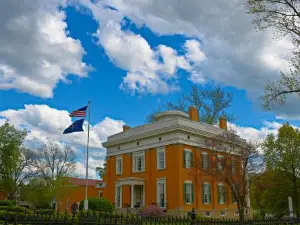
[231,159,236,175]
[96,183,102,188]
[116,156,123,175]
[115,185,122,208]
[184,182,194,204]
[157,148,166,170]
[217,155,224,171]
[202,182,211,204]
[205,212,211,217]
[184,150,193,168]
[157,179,166,208]
[220,211,226,216]
[218,184,226,204]
[98,191,103,198]
[133,152,145,172]
[235,211,239,216]
[202,152,209,169]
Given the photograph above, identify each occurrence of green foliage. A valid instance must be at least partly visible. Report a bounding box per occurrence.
[0,200,14,207]
[35,209,55,215]
[96,157,107,178]
[261,124,300,216]
[146,84,233,124]
[79,198,113,212]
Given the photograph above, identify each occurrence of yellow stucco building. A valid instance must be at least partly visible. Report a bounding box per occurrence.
[102,107,250,217]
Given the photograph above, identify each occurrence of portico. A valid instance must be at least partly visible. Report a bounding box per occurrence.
[115,177,145,208]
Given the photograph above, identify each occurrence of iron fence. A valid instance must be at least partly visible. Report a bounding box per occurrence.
[1,211,300,225]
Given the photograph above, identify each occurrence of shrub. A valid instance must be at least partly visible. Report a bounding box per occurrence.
[0,200,14,207]
[139,205,164,218]
[79,198,113,213]
[35,209,55,215]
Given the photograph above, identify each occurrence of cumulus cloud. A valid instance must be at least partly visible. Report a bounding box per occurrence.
[0,0,90,98]
[93,20,204,95]
[73,0,298,118]
[0,104,125,178]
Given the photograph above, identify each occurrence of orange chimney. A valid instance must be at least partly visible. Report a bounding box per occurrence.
[189,106,199,122]
[123,125,131,132]
[219,117,227,130]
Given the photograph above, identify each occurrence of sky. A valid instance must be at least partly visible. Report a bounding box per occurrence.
[0,0,299,179]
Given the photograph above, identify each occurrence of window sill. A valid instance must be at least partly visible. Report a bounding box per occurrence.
[157,168,166,171]
[132,170,145,173]
[185,202,193,205]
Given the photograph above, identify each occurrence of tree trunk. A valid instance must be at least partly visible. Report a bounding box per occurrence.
[239,207,245,225]
[292,175,298,217]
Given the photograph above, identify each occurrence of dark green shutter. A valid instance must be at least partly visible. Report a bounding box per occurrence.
[202,183,205,204]
[184,183,187,203]
[223,186,227,203]
[191,184,194,203]
[183,151,186,168]
[208,183,211,203]
[217,185,220,204]
[190,152,193,167]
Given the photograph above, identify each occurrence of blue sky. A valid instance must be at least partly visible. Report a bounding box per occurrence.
[0,0,298,178]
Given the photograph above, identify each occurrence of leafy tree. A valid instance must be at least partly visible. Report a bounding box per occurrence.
[0,122,36,200]
[20,178,54,208]
[246,0,300,108]
[146,84,233,124]
[251,170,297,218]
[262,123,300,216]
[96,157,107,179]
[32,144,76,182]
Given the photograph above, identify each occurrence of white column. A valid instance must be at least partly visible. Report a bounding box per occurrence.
[131,184,134,208]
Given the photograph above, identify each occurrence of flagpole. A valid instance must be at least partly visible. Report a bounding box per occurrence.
[84,100,91,211]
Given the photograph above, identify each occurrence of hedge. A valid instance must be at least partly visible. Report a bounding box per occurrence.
[79,198,113,212]
[0,200,14,207]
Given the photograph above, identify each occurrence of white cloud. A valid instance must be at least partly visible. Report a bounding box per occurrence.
[0,0,90,98]
[93,20,202,95]
[0,104,124,178]
[73,0,298,118]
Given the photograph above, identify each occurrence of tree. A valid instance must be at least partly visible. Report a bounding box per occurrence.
[96,157,107,179]
[32,144,76,182]
[0,122,36,200]
[146,84,233,124]
[192,128,261,224]
[251,170,297,218]
[246,0,300,108]
[262,123,300,216]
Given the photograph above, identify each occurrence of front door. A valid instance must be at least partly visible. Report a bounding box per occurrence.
[134,185,143,207]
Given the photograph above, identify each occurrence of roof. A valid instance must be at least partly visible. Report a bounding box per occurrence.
[68,177,102,186]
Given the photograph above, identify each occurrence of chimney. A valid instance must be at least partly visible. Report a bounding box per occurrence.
[189,106,199,122]
[123,125,131,132]
[219,117,227,130]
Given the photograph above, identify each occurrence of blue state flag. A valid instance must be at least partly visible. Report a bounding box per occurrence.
[63,119,84,134]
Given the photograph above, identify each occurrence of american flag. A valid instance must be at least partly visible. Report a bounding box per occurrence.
[69,105,87,117]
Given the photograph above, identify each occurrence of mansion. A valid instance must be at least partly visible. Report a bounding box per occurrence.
[101,106,250,217]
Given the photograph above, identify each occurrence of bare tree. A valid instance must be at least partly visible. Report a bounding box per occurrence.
[246,0,300,108]
[32,144,76,182]
[192,128,261,224]
[146,84,234,124]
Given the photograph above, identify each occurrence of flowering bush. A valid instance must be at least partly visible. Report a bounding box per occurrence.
[139,205,164,218]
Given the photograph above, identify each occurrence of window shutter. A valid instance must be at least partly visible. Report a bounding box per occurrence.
[190,152,193,167]
[223,186,227,203]
[217,185,220,204]
[184,183,187,203]
[191,184,194,203]
[201,155,204,169]
[183,151,186,168]
[202,183,205,204]
[208,183,211,203]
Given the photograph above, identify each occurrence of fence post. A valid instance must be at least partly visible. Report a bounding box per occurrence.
[189,208,197,225]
